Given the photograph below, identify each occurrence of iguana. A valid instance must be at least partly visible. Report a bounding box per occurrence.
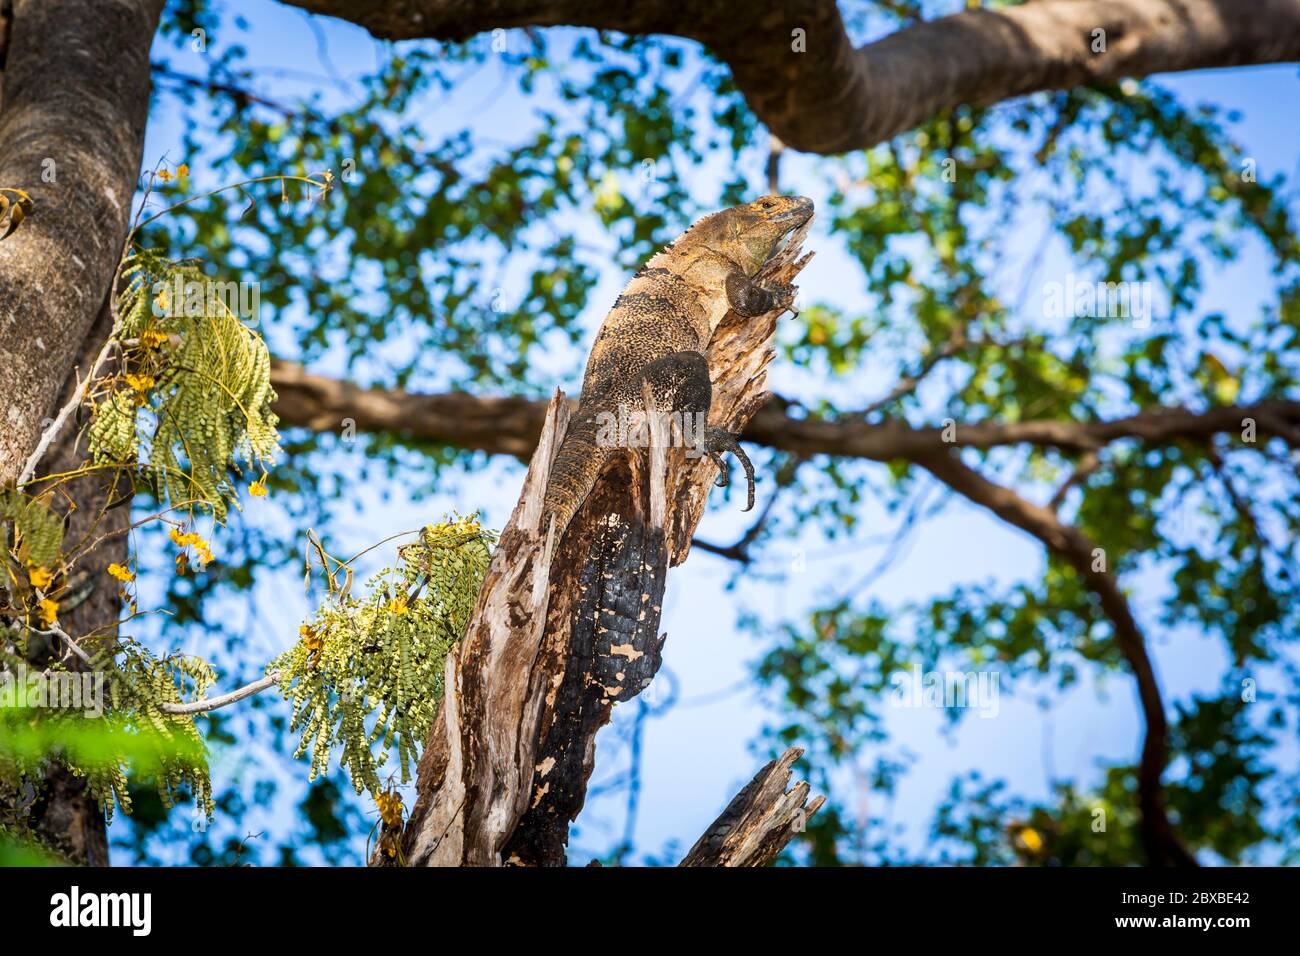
[542,194,813,539]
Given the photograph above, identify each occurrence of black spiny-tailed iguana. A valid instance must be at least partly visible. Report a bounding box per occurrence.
[542,195,814,539]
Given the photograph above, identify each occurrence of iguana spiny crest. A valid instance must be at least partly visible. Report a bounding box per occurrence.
[543,195,814,540]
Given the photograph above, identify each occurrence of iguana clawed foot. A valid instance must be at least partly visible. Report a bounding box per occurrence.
[725,271,800,319]
[703,426,756,512]
[769,280,799,317]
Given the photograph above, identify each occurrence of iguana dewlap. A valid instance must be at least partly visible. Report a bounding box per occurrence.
[543,195,814,539]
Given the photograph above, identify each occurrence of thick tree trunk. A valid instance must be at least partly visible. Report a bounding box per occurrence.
[0,0,161,484]
[0,0,161,865]
[17,300,131,867]
[390,220,817,866]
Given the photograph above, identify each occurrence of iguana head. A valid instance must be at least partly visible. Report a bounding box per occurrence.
[683,195,814,275]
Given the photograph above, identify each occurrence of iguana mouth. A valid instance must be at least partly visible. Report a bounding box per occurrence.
[772,196,814,230]
[772,217,807,256]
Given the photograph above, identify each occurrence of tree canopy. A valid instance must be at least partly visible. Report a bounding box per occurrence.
[1,0,1298,867]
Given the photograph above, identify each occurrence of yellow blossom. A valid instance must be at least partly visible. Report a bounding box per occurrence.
[157,168,174,184]
[301,624,325,668]
[125,373,155,394]
[142,329,170,349]
[28,566,53,589]
[249,479,268,498]
[300,623,323,649]
[107,563,135,583]
[388,596,409,616]
[38,598,58,626]
[176,164,190,179]
[376,790,404,829]
[1018,827,1044,853]
[169,527,213,564]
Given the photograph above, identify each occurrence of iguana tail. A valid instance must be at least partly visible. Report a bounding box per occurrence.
[542,413,611,539]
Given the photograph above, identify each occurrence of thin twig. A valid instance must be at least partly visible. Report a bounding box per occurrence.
[16,325,120,486]
[160,671,280,715]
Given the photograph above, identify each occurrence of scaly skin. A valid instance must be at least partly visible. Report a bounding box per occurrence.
[543,195,814,539]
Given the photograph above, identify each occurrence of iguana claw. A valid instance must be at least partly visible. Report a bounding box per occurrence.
[704,426,756,512]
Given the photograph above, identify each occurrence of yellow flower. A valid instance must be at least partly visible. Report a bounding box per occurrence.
[157,168,174,184]
[28,566,53,589]
[388,596,409,616]
[142,329,169,349]
[300,624,325,668]
[107,563,135,583]
[125,373,155,394]
[176,164,190,179]
[38,598,58,626]
[1018,826,1044,853]
[170,527,215,570]
[249,479,268,498]
[375,790,404,829]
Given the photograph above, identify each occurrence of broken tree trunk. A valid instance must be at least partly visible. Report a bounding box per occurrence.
[388,218,818,867]
[680,746,825,867]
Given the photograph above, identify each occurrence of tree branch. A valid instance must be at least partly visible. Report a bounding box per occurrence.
[269,361,1300,464]
[914,449,1196,866]
[160,672,281,715]
[150,63,328,124]
[276,0,1300,154]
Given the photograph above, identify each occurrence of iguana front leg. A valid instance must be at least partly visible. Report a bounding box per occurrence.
[641,350,756,513]
[725,270,798,318]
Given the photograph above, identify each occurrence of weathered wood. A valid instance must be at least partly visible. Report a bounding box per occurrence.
[392,218,816,867]
[680,747,825,867]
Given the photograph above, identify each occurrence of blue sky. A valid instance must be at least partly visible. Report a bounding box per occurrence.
[124,1,1300,864]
